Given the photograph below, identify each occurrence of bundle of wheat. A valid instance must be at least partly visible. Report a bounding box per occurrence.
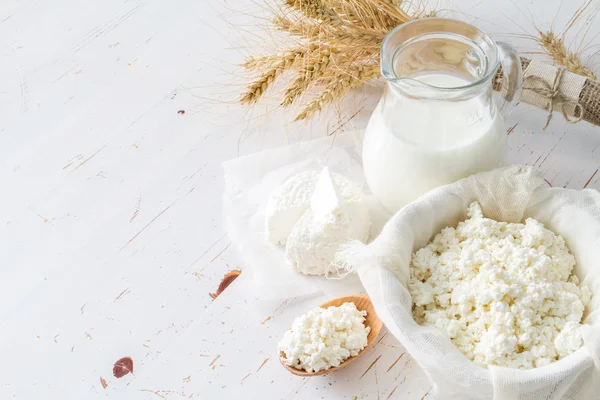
[240,0,432,121]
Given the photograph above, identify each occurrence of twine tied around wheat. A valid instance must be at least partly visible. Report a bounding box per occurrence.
[523,67,585,130]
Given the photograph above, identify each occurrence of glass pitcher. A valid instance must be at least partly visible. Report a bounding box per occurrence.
[363,18,522,213]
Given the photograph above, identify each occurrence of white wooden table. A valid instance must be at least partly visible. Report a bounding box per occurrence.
[2,0,598,398]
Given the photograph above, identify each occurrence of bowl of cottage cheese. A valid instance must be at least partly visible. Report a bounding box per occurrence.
[409,201,591,370]
[338,165,600,400]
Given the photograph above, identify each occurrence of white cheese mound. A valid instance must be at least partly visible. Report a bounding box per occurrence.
[265,170,366,245]
[278,302,371,373]
[409,202,592,369]
[285,168,370,275]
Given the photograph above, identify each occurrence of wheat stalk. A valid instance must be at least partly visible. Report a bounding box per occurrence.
[282,48,337,106]
[272,14,326,39]
[273,14,386,46]
[538,30,597,80]
[294,63,379,120]
[284,0,343,25]
[241,47,313,104]
[241,0,433,120]
[318,29,385,48]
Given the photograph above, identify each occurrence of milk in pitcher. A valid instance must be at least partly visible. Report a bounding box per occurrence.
[363,74,508,213]
[362,18,522,213]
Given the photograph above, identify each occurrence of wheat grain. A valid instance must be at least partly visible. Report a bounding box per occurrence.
[274,13,387,44]
[317,29,383,48]
[240,47,309,104]
[240,68,281,104]
[319,0,367,26]
[284,0,342,25]
[242,46,317,70]
[272,14,322,37]
[282,49,337,106]
[322,0,382,29]
[243,53,291,70]
[538,30,597,80]
[294,63,379,120]
[364,0,412,26]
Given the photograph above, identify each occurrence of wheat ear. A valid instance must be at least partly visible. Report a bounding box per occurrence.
[538,30,597,80]
[284,0,342,25]
[282,48,337,106]
[294,63,379,120]
[274,14,385,48]
[240,47,313,104]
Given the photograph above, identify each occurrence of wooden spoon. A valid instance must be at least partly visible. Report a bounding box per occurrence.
[279,293,384,377]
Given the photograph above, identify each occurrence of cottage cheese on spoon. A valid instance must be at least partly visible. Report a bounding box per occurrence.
[278,302,370,373]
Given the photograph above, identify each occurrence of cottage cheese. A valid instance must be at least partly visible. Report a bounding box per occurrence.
[278,302,370,373]
[409,202,591,369]
[265,170,366,245]
[285,168,370,275]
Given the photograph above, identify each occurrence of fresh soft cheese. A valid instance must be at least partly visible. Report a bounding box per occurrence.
[285,168,370,276]
[409,202,591,369]
[265,171,318,245]
[265,170,365,245]
[278,302,370,373]
[310,166,342,219]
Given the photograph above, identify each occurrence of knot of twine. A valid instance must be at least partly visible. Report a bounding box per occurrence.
[523,67,585,129]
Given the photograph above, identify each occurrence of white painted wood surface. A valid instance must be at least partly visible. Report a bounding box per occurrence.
[1,0,599,398]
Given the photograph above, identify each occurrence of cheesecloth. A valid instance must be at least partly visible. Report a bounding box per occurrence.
[338,165,600,400]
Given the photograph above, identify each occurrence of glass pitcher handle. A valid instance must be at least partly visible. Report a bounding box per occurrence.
[496,42,523,117]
